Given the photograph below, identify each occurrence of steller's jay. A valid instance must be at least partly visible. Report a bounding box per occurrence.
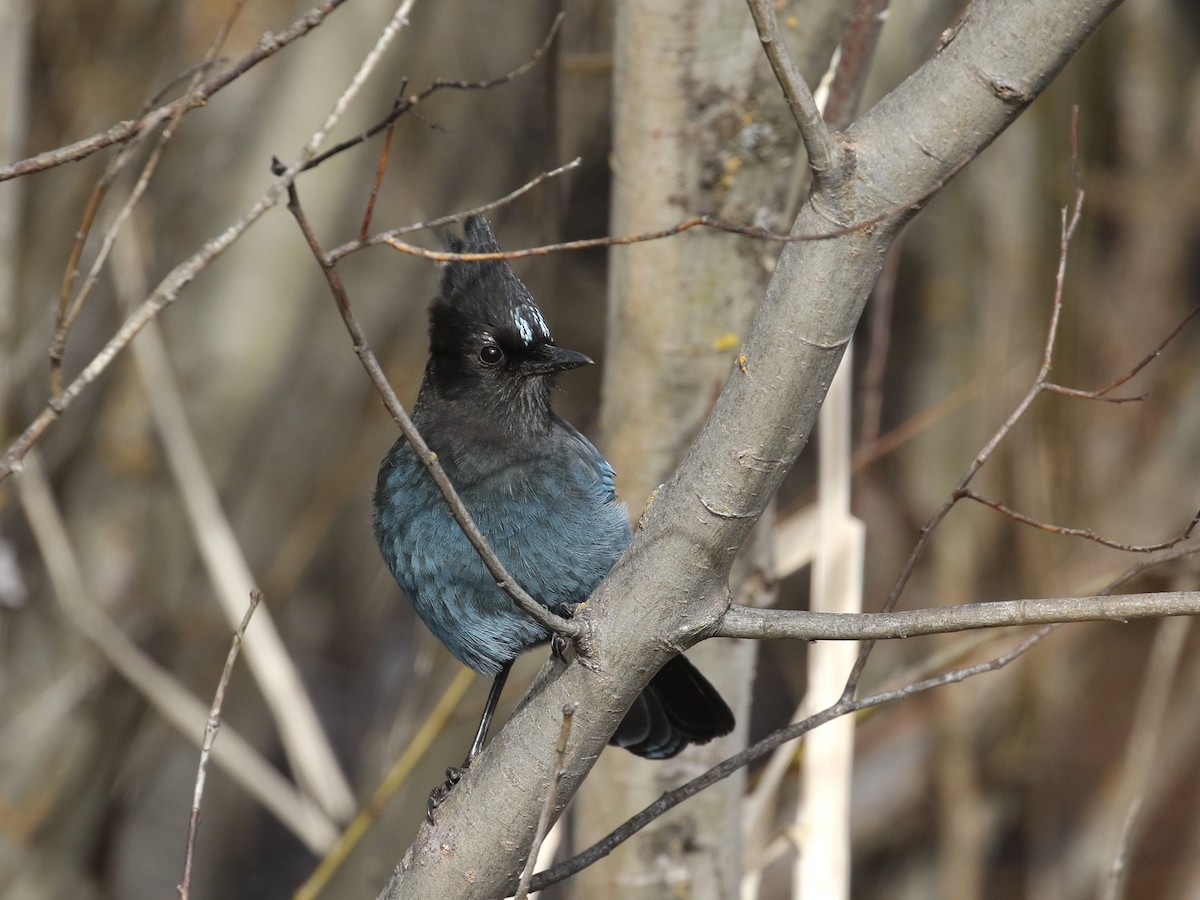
[373,216,734,808]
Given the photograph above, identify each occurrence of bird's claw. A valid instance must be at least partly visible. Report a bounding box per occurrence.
[425,765,467,822]
[550,632,572,663]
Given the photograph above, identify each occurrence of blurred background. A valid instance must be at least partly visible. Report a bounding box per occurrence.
[1,0,1199,898]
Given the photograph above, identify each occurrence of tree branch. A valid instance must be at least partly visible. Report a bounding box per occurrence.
[528,626,1054,892]
[534,544,1200,890]
[715,592,1200,641]
[746,0,842,185]
[957,489,1200,552]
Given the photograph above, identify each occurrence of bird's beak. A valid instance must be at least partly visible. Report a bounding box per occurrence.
[528,345,593,375]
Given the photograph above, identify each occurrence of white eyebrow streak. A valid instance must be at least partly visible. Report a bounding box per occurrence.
[512,303,550,345]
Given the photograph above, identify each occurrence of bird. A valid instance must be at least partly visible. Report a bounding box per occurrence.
[373,215,734,810]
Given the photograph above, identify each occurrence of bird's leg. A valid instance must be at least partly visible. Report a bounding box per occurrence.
[426,660,513,820]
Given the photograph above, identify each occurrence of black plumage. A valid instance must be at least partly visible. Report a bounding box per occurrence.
[373,216,734,786]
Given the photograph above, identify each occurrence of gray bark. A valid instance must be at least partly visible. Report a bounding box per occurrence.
[574,0,799,894]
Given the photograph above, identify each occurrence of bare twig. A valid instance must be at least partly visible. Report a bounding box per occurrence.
[366,154,975,265]
[326,158,582,263]
[276,166,583,643]
[0,0,353,182]
[179,589,261,900]
[50,0,249,399]
[1043,302,1200,401]
[377,211,871,260]
[745,0,841,185]
[515,703,577,900]
[359,88,405,240]
[1105,545,1200,589]
[0,0,419,485]
[529,628,1053,892]
[303,12,565,173]
[51,171,118,396]
[958,489,1200,552]
[835,178,1086,703]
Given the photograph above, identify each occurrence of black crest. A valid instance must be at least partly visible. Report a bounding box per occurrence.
[430,216,552,361]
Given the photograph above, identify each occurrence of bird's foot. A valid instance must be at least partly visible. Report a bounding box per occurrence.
[550,632,572,664]
[425,765,467,823]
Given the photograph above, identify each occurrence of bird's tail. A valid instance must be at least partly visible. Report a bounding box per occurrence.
[610,654,735,759]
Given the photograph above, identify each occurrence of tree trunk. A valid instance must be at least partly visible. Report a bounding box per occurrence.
[576,1,835,895]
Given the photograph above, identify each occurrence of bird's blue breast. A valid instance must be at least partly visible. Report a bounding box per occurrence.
[373,428,632,676]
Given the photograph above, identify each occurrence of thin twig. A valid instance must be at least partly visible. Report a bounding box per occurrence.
[0,0,354,182]
[303,12,565,173]
[837,126,1087,702]
[50,0,249,400]
[958,489,1200,552]
[1104,545,1200,589]
[276,165,583,643]
[51,171,117,396]
[359,86,406,240]
[745,0,841,185]
[327,158,582,263]
[529,628,1052,892]
[364,153,976,265]
[515,703,577,900]
[0,0,419,485]
[1043,302,1200,401]
[377,211,870,261]
[179,590,261,900]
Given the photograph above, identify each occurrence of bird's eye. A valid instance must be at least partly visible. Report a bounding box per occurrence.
[479,344,504,366]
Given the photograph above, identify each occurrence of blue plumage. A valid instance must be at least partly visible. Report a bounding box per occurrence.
[373,216,733,767]
[376,413,630,675]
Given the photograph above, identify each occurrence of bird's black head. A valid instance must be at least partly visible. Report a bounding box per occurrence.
[424,216,591,429]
